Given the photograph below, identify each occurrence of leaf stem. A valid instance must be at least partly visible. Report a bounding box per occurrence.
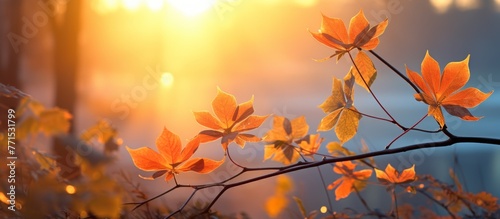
[354,186,372,213]
[349,108,439,134]
[226,147,245,169]
[347,51,397,123]
[393,187,399,219]
[416,189,457,219]
[385,113,427,149]
[317,166,335,215]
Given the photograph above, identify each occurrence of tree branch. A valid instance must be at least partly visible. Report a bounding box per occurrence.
[131,133,500,218]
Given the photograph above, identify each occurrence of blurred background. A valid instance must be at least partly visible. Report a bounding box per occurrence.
[1,0,500,218]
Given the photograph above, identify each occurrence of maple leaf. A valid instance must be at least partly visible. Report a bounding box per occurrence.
[327,161,372,200]
[375,164,416,185]
[194,88,269,150]
[310,9,388,59]
[263,116,309,165]
[318,74,361,143]
[406,51,493,127]
[126,127,223,181]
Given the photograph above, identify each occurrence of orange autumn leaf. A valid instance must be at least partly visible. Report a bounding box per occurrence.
[406,51,493,127]
[298,133,324,157]
[349,51,377,92]
[194,87,269,150]
[375,164,416,184]
[318,74,361,143]
[310,9,388,60]
[126,127,223,181]
[263,116,309,165]
[327,161,372,200]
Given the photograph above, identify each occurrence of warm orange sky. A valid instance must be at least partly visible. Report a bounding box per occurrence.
[14,0,500,217]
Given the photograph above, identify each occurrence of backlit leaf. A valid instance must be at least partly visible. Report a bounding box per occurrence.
[350,51,377,92]
[195,88,269,150]
[407,51,492,127]
[127,127,223,181]
[318,77,361,143]
[328,161,372,200]
[375,164,416,184]
[310,9,388,57]
[264,116,309,164]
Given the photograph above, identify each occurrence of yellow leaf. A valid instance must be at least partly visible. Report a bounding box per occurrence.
[335,106,361,143]
[350,51,377,92]
[264,116,309,165]
[325,141,354,156]
[318,77,361,143]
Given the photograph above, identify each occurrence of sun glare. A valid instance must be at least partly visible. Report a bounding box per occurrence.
[167,0,216,17]
[122,0,142,10]
[146,0,164,11]
[160,72,174,87]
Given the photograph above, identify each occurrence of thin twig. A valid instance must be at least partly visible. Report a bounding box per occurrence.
[133,134,500,218]
[348,51,397,123]
[368,50,420,94]
[416,189,457,219]
[385,114,427,149]
[393,187,399,219]
[348,108,439,133]
[354,186,372,213]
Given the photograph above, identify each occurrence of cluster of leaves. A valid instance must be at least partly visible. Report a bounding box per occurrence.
[0,94,239,219]
[0,97,124,218]
[123,9,498,219]
[1,6,498,219]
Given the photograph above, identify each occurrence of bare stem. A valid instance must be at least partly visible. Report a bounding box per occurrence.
[416,189,457,219]
[393,187,399,219]
[385,113,427,149]
[348,108,439,134]
[368,50,420,94]
[348,51,397,123]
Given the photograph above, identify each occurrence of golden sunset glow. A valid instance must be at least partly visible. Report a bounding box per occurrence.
[122,0,141,10]
[167,0,216,16]
[145,0,164,11]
